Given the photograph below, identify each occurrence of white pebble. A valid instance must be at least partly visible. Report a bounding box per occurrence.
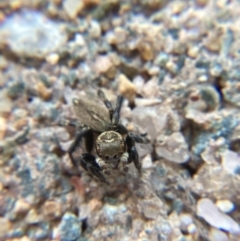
[209,228,230,241]
[63,0,84,19]
[142,154,152,169]
[187,223,197,234]
[46,53,59,65]
[221,150,240,175]
[216,200,234,213]
[197,198,240,234]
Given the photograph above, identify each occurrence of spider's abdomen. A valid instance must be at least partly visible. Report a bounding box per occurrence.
[96,131,125,159]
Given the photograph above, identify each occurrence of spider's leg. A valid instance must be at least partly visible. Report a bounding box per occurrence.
[98,89,114,119]
[119,152,129,173]
[57,118,81,128]
[68,126,90,168]
[117,124,128,134]
[128,133,150,144]
[81,153,107,183]
[84,129,94,153]
[112,95,124,125]
[126,133,149,174]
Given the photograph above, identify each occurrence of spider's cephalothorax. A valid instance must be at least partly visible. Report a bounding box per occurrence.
[60,90,149,183]
[96,131,125,159]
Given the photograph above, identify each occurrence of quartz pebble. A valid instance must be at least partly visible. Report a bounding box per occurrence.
[42,200,62,220]
[0,10,67,58]
[63,0,84,19]
[209,228,230,241]
[216,199,234,213]
[0,116,6,140]
[156,132,190,163]
[134,98,162,107]
[197,198,240,234]
[138,197,165,220]
[132,106,160,139]
[25,209,41,224]
[141,154,153,169]
[118,74,136,103]
[179,213,193,232]
[89,20,101,39]
[45,53,60,65]
[95,55,113,74]
[221,150,240,175]
[10,199,31,217]
[0,217,12,239]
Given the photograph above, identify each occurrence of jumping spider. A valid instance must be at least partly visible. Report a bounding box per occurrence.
[61,90,149,183]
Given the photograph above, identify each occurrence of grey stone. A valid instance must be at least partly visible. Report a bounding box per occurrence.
[59,212,82,241]
[0,10,67,58]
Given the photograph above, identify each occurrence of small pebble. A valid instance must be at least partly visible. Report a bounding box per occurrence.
[138,42,154,61]
[138,198,165,220]
[187,45,199,58]
[156,132,190,163]
[118,74,136,103]
[133,75,144,93]
[171,1,186,14]
[209,228,230,241]
[11,198,31,217]
[221,150,240,175]
[135,98,162,107]
[113,27,128,44]
[0,92,12,114]
[58,212,82,241]
[45,53,60,65]
[72,36,85,49]
[0,217,12,239]
[0,117,6,140]
[0,10,67,58]
[187,223,197,234]
[179,213,193,232]
[166,61,178,75]
[210,63,223,77]
[42,200,62,220]
[216,199,234,213]
[197,198,240,234]
[197,74,208,82]
[95,55,113,74]
[142,77,159,98]
[9,0,21,10]
[36,82,52,100]
[154,52,169,67]
[63,0,84,19]
[89,20,101,39]
[0,55,7,70]
[142,154,153,169]
[25,209,41,224]
[148,66,160,76]
[196,0,209,6]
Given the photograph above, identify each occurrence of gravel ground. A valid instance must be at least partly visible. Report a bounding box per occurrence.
[1,0,240,240]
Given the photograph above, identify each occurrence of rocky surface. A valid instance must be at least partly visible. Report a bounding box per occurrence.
[0,0,240,240]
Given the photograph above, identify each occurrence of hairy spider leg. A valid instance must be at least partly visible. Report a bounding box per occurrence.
[126,133,150,174]
[67,125,107,183]
[98,89,114,119]
[57,118,81,128]
[68,126,90,167]
[97,89,124,127]
[81,153,107,183]
[112,95,124,126]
